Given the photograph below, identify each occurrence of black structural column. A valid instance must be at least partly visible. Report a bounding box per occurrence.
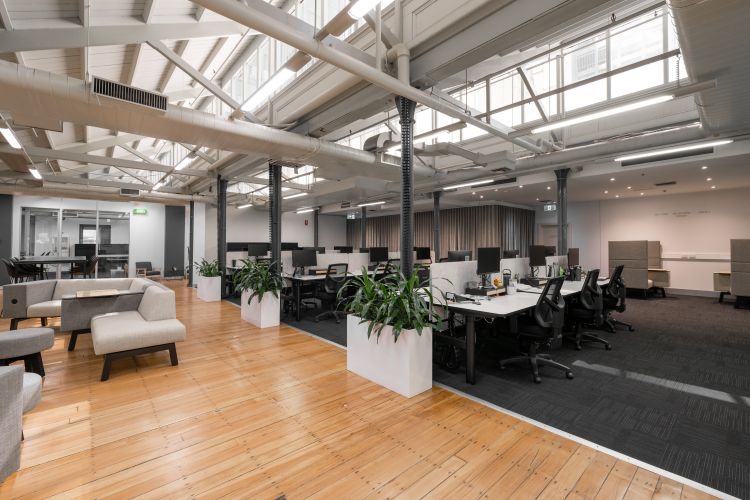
[433,191,441,262]
[217,175,228,297]
[396,95,417,277]
[555,168,570,255]
[269,162,282,272]
[313,209,319,248]
[360,207,367,250]
[188,200,194,287]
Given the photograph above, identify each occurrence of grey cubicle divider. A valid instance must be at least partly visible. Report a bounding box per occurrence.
[648,241,662,268]
[429,260,477,296]
[609,240,649,289]
[730,239,750,297]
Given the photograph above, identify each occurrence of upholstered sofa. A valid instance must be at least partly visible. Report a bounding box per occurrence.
[1,278,155,331]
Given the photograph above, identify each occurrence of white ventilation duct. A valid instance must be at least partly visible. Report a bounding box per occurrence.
[0,61,434,178]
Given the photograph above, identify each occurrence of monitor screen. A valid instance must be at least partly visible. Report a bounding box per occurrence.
[247,243,269,257]
[281,242,299,251]
[529,245,546,267]
[334,246,353,254]
[292,249,317,268]
[74,243,96,257]
[544,245,556,257]
[369,247,388,263]
[477,247,502,275]
[414,247,431,260]
[502,249,519,259]
[98,243,129,255]
[447,250,472,262]
[302,246,326,254]
[568,247,580,267]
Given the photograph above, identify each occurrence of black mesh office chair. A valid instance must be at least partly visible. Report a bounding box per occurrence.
[566,269,611,350]
[500,277,573,384]
[384,259,400,275]
[602,265,634,332]
[315,263,348,323]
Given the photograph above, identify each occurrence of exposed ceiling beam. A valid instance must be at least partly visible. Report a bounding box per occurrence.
[148,39,261,123]
[59,133,146,154]
[0,21,250,53]
[157,40,188,93]
[0,145,212,178]
[0,0,12,30]
[195,6,207,21]
[516,66,558,143]
[143,0,156,24]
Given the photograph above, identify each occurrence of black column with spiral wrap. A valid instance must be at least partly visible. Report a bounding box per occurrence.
[269,162,282,273]
[396,96,416,277]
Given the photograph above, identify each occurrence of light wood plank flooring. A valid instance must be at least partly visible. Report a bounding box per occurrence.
[0,281,717,499]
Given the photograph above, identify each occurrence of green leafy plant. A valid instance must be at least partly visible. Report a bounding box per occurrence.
[194,258,220,278]
[233,259,283,304]
[338,267,444,342]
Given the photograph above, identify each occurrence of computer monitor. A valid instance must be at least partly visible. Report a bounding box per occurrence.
[74,243,96,257]
[247,242,269,257]
[529,245,546,267]
[477,247,502,275]
[447,250,472,262]
[334,245,353,253]
[502,249,519,259]
[281,242,299,251]
[414,247,431,260]
[369,247,388,263]
[292,249,317,268]
[544,245,556,257]
[303,246,326,254]
[568,247,580,267]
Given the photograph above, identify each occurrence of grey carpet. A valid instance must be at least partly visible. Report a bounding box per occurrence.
[277,294,750,498]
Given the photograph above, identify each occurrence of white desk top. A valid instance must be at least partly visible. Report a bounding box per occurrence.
[517,278,610,296]
[440,292,540,317]
[283,268,370,281]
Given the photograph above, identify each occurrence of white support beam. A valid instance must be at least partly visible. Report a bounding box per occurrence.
[195,6,207,21]
[147,39,261,123]
[143,0,156,24]
[60,133,146,154]
[0,22,249,53]
[157,40,188,93]
[516,66,558,143]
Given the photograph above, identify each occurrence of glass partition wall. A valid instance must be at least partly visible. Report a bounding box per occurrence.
[19,206,130,278]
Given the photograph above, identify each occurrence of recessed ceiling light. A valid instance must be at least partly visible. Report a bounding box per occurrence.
[535,198,539,201]
[706,177,712,181]
[640,192,644,196]
[627,186,632,190]
[615,194,620,198]
[519,185,524,189]
[480,195,484,199]
[711,185,716,189]
[610,177,615,181]
[701,165,708,170]
[604,190,609,194]
[546,186,551,190]
[494,189,498,192]
[472,191,476,195]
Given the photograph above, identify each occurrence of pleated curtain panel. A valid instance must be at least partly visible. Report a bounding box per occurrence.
[346,205,535,260]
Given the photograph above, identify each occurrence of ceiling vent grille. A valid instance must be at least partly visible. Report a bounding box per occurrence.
[654,181,677,186]
[119,188,141,197]
[93,77,167,111]
[340,201,351,209]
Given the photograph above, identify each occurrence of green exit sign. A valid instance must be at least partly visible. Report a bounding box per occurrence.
[132,208,148,216]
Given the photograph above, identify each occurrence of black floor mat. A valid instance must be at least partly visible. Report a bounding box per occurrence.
[271,294,750,498]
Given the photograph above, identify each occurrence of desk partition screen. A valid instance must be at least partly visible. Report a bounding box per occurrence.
[730,239,750,297]
[608,241,649,289]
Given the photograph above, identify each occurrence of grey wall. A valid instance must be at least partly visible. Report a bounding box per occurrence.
[0,194,11,285]
[164,205,186,274]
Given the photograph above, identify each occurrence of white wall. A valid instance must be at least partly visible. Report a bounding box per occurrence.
[536,187,750,292]
[11,195,170,278]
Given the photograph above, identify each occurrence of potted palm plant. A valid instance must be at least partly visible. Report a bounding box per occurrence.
[233,259,283,328]
[338,269,441,398]
[194,258,221,302]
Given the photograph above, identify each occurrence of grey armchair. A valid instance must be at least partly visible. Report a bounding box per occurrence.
[1,365,41,482]
[0,327,55,377]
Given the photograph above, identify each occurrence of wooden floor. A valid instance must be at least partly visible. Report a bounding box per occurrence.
[0,281,717,499]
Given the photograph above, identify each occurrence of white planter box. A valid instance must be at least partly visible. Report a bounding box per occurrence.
[241,290,280,328]
[197,275,222,302]
[346,315,432,398]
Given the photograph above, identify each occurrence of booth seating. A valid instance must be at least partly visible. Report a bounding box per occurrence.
[0,328,55,377]
[0,365,42,482]
[1,277,156,330]
[609,240,670,297]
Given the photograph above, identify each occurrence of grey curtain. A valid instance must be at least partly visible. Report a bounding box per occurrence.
[347,204,535,260]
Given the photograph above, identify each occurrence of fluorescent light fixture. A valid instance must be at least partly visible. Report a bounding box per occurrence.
[442,178,494,191]
[357,200,386,207]
[28,168,42,180]
[0,126,22,149]
[348,0,381,19]
[283,192,308,200]
[296,208,315,214]
[532,95,674,134]
[237,203,253,209]
[174,155,193,171]
[241,68,294,112]
[614,139,733,162]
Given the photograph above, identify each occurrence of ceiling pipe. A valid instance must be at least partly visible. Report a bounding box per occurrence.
[0,60,438,179]
[191,0,547,154]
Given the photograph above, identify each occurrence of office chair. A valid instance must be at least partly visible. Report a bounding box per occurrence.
[500,277,573,384]
[315,263,348,323]
[602,265,634,332]
[384,259,400,275]
[566,269,611,350]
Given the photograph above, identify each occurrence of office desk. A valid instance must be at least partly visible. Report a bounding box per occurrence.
[285,269,372,321]
[20,255,86,266]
